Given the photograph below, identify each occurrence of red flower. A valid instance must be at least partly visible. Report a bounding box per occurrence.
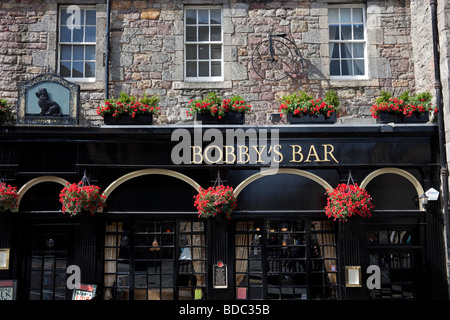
[59,182,106,217]
[0,182,18,212]
[325,183,374,222]
[194,185,237,219]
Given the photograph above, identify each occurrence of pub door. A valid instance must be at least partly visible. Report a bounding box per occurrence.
[363,217,424,299]
[22,224,76,300]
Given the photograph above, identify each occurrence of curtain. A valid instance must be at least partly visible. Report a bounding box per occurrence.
[235,221,253,285]
[313,221,337,285]
[180,222,205,286]
[103,222,123,300]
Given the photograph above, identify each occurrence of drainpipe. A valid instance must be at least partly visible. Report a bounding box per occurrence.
[105,0,111,99]
[430,0,450,288]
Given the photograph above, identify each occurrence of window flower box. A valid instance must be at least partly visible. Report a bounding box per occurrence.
[187,91,251,125]
[97,92,161,125]
[370,90,437,123]
[279,90,340,124]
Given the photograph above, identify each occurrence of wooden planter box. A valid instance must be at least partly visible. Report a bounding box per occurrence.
[195,111,245,124]
[287,112,337,124]
[376,112,429,124]
[103,113,153,125]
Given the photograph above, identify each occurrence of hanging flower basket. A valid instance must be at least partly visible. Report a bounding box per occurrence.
[194,185,237,220]
[0,182,18,212]
[59,172,106,217]
[325,183,374,222]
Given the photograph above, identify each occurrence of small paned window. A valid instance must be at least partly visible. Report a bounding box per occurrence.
[328,6,367,78]
[59,6,96,81]
[184,8,223,81]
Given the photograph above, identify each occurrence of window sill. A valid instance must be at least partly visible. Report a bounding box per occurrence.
[173,81,232,90]
[329,78,379,87]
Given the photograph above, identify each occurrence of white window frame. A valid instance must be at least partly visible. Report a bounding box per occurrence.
[58,5,97,82]
[328,4,368,80]
[184,6,224,82]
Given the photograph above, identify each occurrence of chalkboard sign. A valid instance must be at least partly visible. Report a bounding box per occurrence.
[0,280,17,300]
[213,262,227,289]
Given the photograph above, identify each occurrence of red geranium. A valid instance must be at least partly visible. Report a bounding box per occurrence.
[186,91,251,119]
[194,185,237,219]
[325,183,374,222]
[59,182,106,217]
[370,91,437,119]
[0,182,18,212]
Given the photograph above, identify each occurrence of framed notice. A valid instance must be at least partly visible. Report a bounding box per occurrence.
[213,261,228,289]
[0,249,10,270]
[345,266,362,287]
[72,283,97,300]
[0,280,17,300]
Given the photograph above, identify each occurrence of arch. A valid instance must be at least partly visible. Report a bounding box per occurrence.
[15,176,69,212]
[234,168,334,198]
[102,169,202,201]
[360,168,425,211]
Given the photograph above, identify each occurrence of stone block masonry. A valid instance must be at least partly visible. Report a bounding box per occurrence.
[0,0,435,126]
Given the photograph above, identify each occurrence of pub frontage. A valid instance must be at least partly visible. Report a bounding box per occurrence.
[0,122,448,300]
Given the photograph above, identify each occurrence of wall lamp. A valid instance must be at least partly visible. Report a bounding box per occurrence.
[419,194,428,208]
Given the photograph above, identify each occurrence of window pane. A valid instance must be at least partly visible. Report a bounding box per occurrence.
[211,61,221,76]
[341,25,352,40]
[85,26,96,43]
[186,26,197,42]
[73,46,84,60]
[61,45,71,60]
[354,59,365,75]
[328,8,339,24]
[353,43,364,58]
[328,25,339,40]
[211,44,221,59]
[86,10,96,25]
[340,8,351,23]
[60,9,71,26]
[353,8,363,23]
[85,62,95,77]
[198,9,208,24]
[198,26,209,41]
[198,44,209,60]
[353,24,364,40]
[72,61,83,77]
[330,43,339,58]
[73,27,83,42]
[60,61,71,77]
[60,26,71,42]
[85,45,95,60]
[341,59,352,75]
[340,43,352,58]
[210,9,221,24]
[186,44,197,59]
[210,26,221,41]
[186,10,196,24]
[186,61,197,77]
[199,61,209,76]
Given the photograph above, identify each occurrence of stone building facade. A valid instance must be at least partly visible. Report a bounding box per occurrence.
[2,0,450,302]
[0,0,445,126]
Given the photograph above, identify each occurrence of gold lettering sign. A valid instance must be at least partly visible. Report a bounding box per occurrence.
[190,144,339,165]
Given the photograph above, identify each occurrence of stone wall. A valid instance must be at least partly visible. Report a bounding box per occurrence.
[0,0,429,126]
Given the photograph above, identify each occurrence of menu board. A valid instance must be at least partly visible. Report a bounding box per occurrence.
[213,262,227,289]
[72,283,97,300]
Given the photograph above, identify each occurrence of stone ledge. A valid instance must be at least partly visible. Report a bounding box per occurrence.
[173,81,233,90]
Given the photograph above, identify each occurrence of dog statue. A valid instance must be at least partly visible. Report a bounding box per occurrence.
[35,88,63,116]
